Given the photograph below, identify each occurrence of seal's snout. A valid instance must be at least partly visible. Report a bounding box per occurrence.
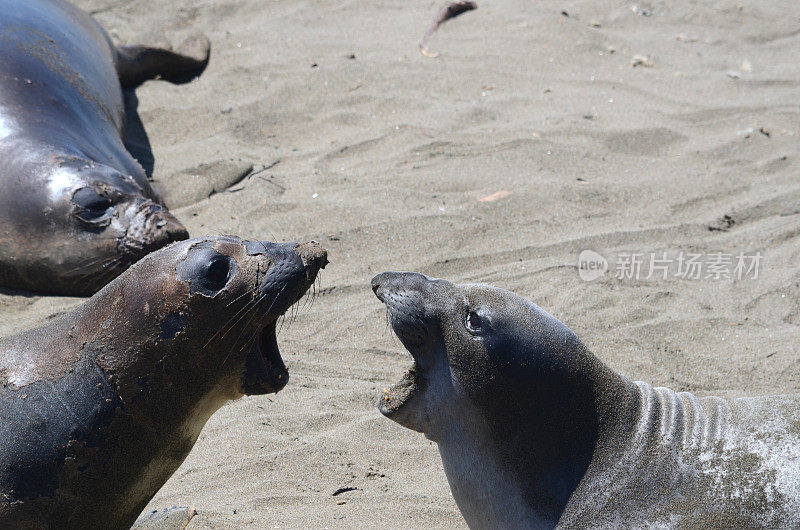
[246,240,327,306]
[371,271,404,299]
[147,209,189,249]
[371,271,434,302]
[371,270,441,428]
[295,240,328,273]
[371,273,387,300]
[126,202,189,255]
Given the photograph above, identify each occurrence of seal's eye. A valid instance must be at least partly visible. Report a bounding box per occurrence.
[176,247,237,296]
[71,187,117,223]
[205,257,230,290]
[466,311,483,334]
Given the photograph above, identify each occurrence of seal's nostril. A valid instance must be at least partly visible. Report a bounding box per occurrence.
[372,282,380,295]
[155,214,189,244]
[295,241,328,271]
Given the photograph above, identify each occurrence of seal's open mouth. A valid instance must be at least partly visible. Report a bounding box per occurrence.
[371,275,428,420]
[379,364,420,417]
[242,241,328,396]
[243,321,288,394]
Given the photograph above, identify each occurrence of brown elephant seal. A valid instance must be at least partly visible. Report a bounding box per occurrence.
[371,271,800,529]
[0,0,212,295]
[0,235,328,528]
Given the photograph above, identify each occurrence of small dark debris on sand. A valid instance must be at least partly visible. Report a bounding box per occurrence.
[420,1,478,57]
[708,214,735,232]
[332,486,359,496]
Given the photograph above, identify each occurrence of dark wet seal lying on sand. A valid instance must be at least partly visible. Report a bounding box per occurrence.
[0,236,327,528]
[372,271,800,529]
[0,0,211,295]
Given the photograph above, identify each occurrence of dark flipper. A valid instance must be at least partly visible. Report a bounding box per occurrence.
[116,34,210,88]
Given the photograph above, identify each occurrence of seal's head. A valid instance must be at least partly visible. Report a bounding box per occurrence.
[0,156,188,295]
[48,157,188,294]
[371,271,592,439]
[94,236,329,405]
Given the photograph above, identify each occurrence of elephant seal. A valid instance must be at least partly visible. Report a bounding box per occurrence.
[0,0,211,295]
[0,235,328,528]
[371,271,800,529]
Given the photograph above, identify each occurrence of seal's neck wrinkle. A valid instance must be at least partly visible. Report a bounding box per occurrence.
[561,381,733,526]
[632,381,731,451]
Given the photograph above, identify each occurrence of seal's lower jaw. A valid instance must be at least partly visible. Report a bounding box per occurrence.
[378,364,424,426]
[242,322,288,395]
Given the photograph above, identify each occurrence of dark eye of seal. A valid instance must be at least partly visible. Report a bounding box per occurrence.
[71,187,117,223]
[176,246,237,296]
[205,257,230,290]
[466,311,483,334]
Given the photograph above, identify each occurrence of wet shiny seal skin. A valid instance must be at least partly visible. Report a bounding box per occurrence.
[372,271,800,529]
[0,236,327,529]
[0,0,212,295]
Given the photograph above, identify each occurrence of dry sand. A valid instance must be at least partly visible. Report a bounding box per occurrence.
[2,0,799,527]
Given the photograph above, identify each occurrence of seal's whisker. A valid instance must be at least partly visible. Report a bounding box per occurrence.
[299,279,317,312]
[210,303,257,352]
[309,273,321,309]
[226,292,270,359]
[64,257,104,273]
[65,254,119,274]
[297,286,313,315]
[221,275,287,354]
[214,297,260,339]
[311,276,318,306]
[75,257,124,286]
[219,297,265,366]
[193,284,255,322]
[93,267,120,287]
[221,277,290,366]
[263,281,288,317]
[102,256,125,268]
[223,286,256,309]
[289,297,300,327]
[204,296,261,348]
[276,299,291,336]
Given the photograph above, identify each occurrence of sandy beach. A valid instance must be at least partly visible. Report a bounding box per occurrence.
[2,0,799,526]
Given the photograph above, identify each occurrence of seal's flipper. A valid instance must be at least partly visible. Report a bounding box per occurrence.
[116,34,210,88]
[131,506,197,530]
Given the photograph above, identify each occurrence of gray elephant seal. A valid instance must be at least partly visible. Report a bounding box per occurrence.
[0,0,211,295]
[0,235,327,528]
[371,271,800,529]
